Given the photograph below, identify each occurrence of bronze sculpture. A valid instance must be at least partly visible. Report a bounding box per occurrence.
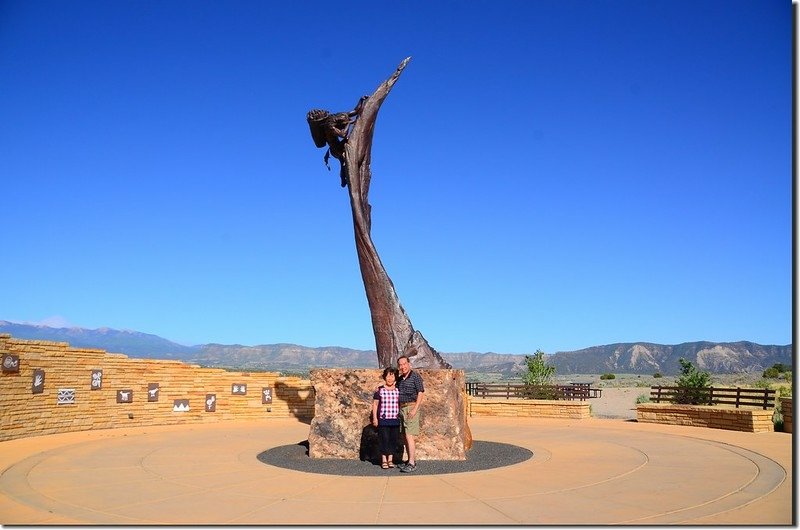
[306,57,450,369]
[306,96,367,187]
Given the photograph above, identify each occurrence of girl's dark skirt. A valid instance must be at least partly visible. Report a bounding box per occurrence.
[378,424,400,455]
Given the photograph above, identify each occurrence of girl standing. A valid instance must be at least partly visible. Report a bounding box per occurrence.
[372,367,401,469]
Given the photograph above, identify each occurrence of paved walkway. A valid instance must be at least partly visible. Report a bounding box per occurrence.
[0,417,792,525]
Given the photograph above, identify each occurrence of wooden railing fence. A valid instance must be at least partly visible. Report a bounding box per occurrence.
[465,382,601,401]
[649,386,775,409]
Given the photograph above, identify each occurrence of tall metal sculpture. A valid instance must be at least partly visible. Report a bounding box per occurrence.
[307,57,451,369]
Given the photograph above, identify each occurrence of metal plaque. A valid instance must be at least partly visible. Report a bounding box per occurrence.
[90,369,103,390]
[147,383,159,402]
[57,388,75,404]
[32,369,45,393]
[2,354,19,374]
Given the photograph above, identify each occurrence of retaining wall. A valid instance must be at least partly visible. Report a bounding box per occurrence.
[636,402,774,433]
[780,397,792,433]
[468,398,591,419]
[0,334,314,442]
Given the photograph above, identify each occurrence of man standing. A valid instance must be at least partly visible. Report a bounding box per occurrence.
[397,355,424,473]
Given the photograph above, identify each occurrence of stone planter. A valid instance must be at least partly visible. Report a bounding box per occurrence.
[636,403,774,433]
[468,398,590,419]
[780,397,792,433]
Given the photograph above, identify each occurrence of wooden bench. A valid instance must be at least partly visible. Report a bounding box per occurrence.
[649,385,775,410]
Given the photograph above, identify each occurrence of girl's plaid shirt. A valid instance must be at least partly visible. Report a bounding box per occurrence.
[377,386,399,419]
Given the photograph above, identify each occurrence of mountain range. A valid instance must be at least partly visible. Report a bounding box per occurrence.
[0,320,791,377]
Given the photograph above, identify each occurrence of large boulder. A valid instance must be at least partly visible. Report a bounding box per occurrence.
[308,368,472,461]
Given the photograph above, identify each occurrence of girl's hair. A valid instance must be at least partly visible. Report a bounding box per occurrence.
[382,367,399,380]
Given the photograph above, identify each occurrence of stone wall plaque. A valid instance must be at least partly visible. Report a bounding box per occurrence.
[32,369,45,394]
[90,369,103,390]
[232,383,247,395]
[205,394,216,412]
[116,389,133,403]
[173,399,190,412]
[147,383,159,402]
[262,387,273,404]
[57,388,75,405]
[2,354,19,374]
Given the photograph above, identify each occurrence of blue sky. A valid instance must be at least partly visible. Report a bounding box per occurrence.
[1,0,792,354]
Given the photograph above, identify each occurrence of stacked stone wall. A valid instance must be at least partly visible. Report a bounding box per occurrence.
[780,398,792,433]
[636,403,774,433]
[468,398,590,419]
[0,334,314,442]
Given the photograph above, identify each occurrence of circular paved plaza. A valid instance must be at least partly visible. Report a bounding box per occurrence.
[0,417,791,525]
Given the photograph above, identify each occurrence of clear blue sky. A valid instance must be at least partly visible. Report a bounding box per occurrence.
[1,0,792,354]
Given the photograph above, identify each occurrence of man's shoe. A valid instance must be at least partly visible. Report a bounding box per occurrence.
[400,463,417,473]
[397,462,408,471]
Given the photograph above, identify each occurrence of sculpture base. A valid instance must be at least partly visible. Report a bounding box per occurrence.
[308,368,472,460]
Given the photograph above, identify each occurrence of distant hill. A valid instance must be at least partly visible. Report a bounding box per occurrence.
[0,320,198,359]
[195,343,377,371]
[549,341,792,375]
[0,320,791,376]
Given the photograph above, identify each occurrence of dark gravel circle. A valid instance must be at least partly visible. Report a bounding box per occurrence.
[256,440,533,476]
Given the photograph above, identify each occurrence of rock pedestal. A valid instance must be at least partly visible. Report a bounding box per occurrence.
[308,368,472,461]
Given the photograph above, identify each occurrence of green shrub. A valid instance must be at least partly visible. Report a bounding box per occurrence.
[754,378,772,390]
[636,393,651,404]
[519,350,558,399]
[653,372,663,378]
[673,358,711,405]
[773,415,784,432]
[600,373,616,380]
[773,401,784,431]
[523,385,560,400]
[763,363,791,379]
[522,349,555,386]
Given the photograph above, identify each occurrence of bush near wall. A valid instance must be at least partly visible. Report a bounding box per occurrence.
[0,334,314,442]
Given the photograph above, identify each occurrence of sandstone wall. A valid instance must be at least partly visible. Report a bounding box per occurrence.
[468,398,590,419]
[636,403,774,433]
[0,334,314,442]
[780,398,792,433]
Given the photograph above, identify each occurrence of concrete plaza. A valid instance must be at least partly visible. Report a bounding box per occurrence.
[0,416,792,525]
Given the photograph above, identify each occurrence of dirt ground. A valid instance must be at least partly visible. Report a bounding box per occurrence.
[589,387,645,420]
